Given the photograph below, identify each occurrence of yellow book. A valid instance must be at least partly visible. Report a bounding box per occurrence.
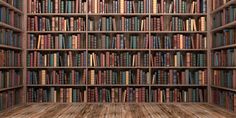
[120,0,124,13]
[126,71,129,85]
[44,55,47,67]
[41,70,46,85]
[153,0,157,13]
[180,34,183,49]
[174,54,177,67]
[54,53,57,67]
[37,35,41,49]
[54,90,57,102]
[94,0,97,13]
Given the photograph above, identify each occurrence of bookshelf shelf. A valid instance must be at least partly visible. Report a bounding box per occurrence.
[27,67,87,69]
[88,13,149,16]
[0,0,23,14]
[211,0,236,15]
[0,85,23,92]
[150,13,207,16]
[150,49,207,51]
[211,85,236,93]
[0,22,23,32]
[211,67,236,69]
[27,31,87,34]
[87,67,149,69]
[87,85,150,87]
[151,85,207,87]
[212,44,236,50]
[88,49,149,51]
[211,21,236,32]
[27,13,87,16]
[0,45,22,50]
[151,67,207,69]
[0,67,23,69]
[27,85,86,87]
[27,49,86,51]
[150,31,207,34]
[87,31,149,33]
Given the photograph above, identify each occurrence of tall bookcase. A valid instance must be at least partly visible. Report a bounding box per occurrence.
[0,0,24,111]
[25,0,208,103]
[210,0,236,112]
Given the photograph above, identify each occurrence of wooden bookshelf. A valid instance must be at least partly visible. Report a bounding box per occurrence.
[25,0,208,104]
[0,0,24,111]
[210,0,236,112]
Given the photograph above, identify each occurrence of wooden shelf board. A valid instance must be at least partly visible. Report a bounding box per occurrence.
[151,84,207,87]
[0,85,23,92]
[0,44,22,50]
[211,85,236,92]
[150,31,207,33]
[88,31,149,33]
[0,0,23,14]
[27,31,86,33]
[27,13,86,16]
[212,44,236,50]
[27,67,86,69]
[27,84,86,87]
[88,13,148,16]
[87,84,149,87]
[151,67,207,69]
[211,21,236,32]
[150,49,207,51]
[88,49,149,51]
[87,67,149,69]
[211,67,236,69]
[0,67,23,69]
[0,22,23,32]
[150,13,207,16]
[211,0,236,15]
[27,49,86,51]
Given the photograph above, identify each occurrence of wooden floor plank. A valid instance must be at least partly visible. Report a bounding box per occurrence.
[0,103,235,118]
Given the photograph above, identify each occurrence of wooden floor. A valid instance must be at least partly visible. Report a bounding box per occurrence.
[0,104,236,118]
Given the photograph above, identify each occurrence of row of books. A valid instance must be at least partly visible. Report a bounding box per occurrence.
[88,0,149,13]
[212,49,236,67]
[151,0,207,13]
[88,87,149,102]
[0,70,21,89]
[212,0,231,11]
[213,70,236,89]
[0,29,21,48]
[27,70,86,85]
[88,52,149,67]
[212,89,236,112]
[0,89,21,111]
[88,34,149,49]
[28,0,87,13]
[150,16,206,31]
[88,16,149,31]
[1,0,22,10]
[27,51,86,67]
[27,16,86,31]
[0,6,21,28]
[0,50,21,67]
[27,0,207,14]
[150,52,206,67]
[88,69,150,85]
[152,69,207,85]
[27,87,85,103]
[213,5,236,28]
[213,29,236,48]
[151,88,207,102]
[150,34,206,49]
[28,34,86,49]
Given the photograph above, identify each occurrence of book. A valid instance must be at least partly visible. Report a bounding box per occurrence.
[0,6,21,28]
[213,29,236,48]
[213,70,236,89]
[0,29,21,47]
[0,49,21,67]
[212,49,236,67]
[0,89,22,111]
[0,69,21,89]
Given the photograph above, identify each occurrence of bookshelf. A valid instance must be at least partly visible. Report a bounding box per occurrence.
[210,0,236,112]
[0,0,24,111]
[25,0,209,104]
